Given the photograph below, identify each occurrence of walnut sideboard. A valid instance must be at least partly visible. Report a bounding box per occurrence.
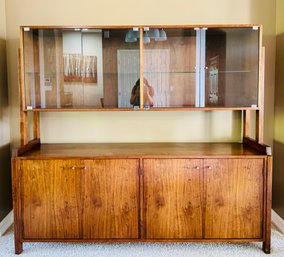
[12,140,272,254]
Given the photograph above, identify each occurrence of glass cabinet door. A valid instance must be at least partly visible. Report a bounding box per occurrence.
[142,28,197,108]
[22,26,260,110]
[204,27,259,107]
[22,27,140,109]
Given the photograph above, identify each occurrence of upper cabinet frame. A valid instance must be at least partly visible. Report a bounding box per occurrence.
[19,25,262,112]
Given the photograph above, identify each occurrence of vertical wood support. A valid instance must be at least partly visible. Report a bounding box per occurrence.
[12,159,23,254]
[243,110,251,138]
[18,43,29,146]
[33,112,40,139]
[19,29,26,111]
[139,27,144,109]
[256,46,265,144]
[263,156,272,254]
[20,112,28,146]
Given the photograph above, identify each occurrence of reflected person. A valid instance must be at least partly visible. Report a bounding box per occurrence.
[130,78,154,107]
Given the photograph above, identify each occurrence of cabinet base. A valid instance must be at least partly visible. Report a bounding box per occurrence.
[15,240,270,254]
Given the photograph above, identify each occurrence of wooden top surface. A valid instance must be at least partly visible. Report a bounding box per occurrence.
[18,143,266,159]
[21,24,260,29]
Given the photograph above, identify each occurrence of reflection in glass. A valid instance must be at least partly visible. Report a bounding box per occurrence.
[208,56,219,104]
[205,27,259,107]
[129,78,154,108]
[23,28,140,109]
[143,28,196,108]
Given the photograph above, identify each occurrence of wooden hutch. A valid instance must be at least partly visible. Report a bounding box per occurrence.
[12,25,272,254]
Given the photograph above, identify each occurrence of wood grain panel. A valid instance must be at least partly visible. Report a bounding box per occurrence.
[21,160,81,239]
[82,159,139,239]
[144,159,203,238]
[204,158,263,238]
[19,143,267,159]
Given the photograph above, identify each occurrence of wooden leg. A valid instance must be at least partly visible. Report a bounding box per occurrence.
[14,210,23,254]
[262,156,272,254]
[12,159,23,254]
[263,241,270,254]
[15,240,23,254]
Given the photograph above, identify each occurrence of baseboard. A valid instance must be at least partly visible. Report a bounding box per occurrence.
[0,210,13,236]
[272,209,284,234]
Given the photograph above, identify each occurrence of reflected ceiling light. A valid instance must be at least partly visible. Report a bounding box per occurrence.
[143,31,151,44]
[125,28,166,43]
[125,29,138,43]
[149,28,159,39]
[104,30,110,38]
[155,29,167,41]
[133,30,139,38]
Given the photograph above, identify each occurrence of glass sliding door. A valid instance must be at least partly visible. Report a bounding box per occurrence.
[142,28,197,108]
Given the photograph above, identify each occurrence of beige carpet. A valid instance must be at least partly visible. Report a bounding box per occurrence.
[0,227,284,257]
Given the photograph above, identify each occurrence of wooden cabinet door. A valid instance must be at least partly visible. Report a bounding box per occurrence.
[21,160,81,239]
[204,159,263,239]
[82,159,139,239]
[144,159,203,239]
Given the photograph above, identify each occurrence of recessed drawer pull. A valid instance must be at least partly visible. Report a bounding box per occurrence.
[70,166,87,170]
[195,166,200,170]
[206,166,212,169]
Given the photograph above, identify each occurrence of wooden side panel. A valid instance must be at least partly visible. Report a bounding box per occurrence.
[82,159,139,239]
[21,160,81,239]
[204,158,263,238]
[144,159,203,239]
